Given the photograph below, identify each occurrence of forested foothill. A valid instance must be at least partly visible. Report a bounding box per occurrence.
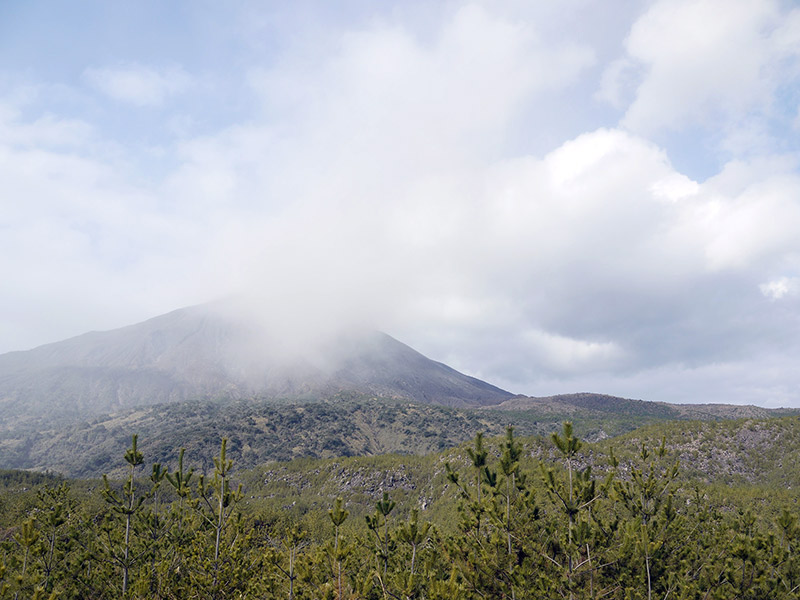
[3,415,800,599]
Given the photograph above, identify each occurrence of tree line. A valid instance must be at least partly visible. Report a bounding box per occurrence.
[1,423,799,599]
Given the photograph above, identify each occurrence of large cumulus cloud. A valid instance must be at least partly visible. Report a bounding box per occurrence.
[2,1,800,405]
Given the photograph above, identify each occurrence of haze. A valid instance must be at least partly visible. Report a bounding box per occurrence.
[2,1,800,406]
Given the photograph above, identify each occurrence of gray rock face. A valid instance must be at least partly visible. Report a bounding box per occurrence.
[0,303,512,421]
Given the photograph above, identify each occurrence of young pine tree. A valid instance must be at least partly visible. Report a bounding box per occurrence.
[540,422,610,600]
[193,438,244,595]
[101,434,146,597]
[612,438,679,600]
[328,497,350,600]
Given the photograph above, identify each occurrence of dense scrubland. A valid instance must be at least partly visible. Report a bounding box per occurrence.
[3,416,800,599]
[5,393,795,479]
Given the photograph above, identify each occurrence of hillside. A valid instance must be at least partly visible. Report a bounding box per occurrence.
[598,416,800,487]
[3,390,798,478]
[0,396,518,477]
[5,415,800,528]
[0,394,618,478]
[235,415,800,529]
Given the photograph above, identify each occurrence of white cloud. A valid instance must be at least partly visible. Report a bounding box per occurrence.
[0,112,93,150]
[0,95,212,350]
[521,329,626,374]
[604,0,800,138]
[530,356,800,407]
[0,88,95,150]
[650,173,699,203]
[760,277,800,300]
[699,174,800,270]
[249,3,594,170]
[83,63,192,107]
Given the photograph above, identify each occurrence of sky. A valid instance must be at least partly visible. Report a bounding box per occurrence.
[2,0,800,407]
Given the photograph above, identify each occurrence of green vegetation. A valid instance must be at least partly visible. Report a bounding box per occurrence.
[3,417,800,598]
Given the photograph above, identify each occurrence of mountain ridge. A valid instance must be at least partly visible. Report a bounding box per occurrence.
[492,391,796,419]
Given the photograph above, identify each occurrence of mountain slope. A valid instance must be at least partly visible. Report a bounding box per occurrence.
[0,303,513,422]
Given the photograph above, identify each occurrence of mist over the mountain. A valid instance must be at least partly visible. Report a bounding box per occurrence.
[0,300,513,423]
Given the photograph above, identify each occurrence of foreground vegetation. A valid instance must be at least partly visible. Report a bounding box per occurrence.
[3,420,800,599]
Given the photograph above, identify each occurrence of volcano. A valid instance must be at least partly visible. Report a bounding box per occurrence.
[0,302,513,421]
